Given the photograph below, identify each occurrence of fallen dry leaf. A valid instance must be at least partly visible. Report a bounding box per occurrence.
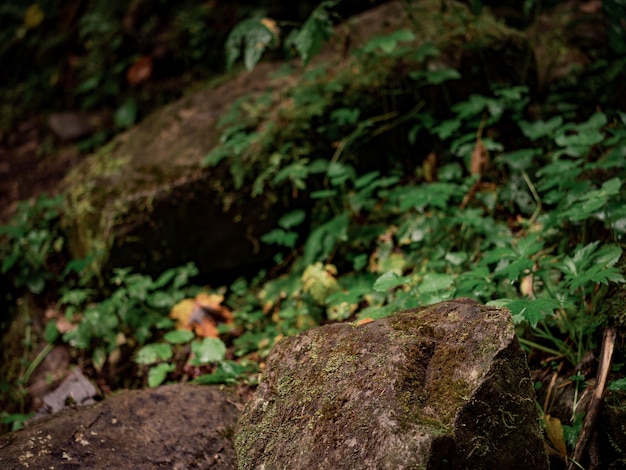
[169,293,234,338]
[126,55,153,86]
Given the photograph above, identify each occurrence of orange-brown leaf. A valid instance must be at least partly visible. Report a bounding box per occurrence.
[544,414,567,458]
[126,55,153,86]
[470,135,489,176]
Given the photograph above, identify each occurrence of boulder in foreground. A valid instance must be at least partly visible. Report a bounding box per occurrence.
[235,298,548,469]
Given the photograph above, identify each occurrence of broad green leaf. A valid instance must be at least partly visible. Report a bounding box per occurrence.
[148,363,175,388]
[354,171,380,189]
[422,68,461,85]
[191,337,226,365]
[373,271,411,292]
[153,269,178,289]
[302,213,349,265]
[135,343,173,365]
[164,330,195,344]
[147,291,176,309]
[418,273,454,294]
[44,321,59,342]
[432,119,461,139]
[114,99,138,129]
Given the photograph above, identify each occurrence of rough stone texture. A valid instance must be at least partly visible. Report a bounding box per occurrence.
[235,299,548,469]
[0,384,241,469]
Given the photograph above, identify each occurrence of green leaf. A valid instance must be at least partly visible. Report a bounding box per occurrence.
[518,116,563,140]
[418,273,454,294]
[489,298,560,327]
[147,291,176,309]
[114,99,138,129]
[152,269,178,290]
[261,228,298,248]
[608,378,626,392]
[190,337,226,365]
[135,343,173,365]
[225,19,276,70]
[192,361,254,384]
[410,68,461,85]
[362,29,416,55]
[373,271,411,292]
[302,213,349,265]
[289,0,338,65]
[279,210,306,230]
[164,330,195,344]
[44,321,59,343]
[147,363,175,388]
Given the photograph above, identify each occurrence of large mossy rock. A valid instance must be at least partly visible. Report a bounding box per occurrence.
[0,384,241,469]
[62,1,536,280]
[235,299,548,469]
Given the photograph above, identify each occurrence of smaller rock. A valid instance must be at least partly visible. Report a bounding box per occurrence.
[40,367,97,415]
[48,112,95,141]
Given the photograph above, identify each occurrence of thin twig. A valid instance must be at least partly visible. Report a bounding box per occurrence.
[567,326,617,470]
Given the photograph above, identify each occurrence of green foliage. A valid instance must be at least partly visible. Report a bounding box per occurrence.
[60,263,198,359]
[215,79,626,371]
[225,0,338,71]
[0,194,74,295]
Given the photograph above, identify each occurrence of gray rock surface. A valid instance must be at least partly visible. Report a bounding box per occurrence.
[0,384,241,469]
[235,298,548,469]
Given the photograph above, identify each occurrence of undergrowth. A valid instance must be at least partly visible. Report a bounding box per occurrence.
[2,0,626,463]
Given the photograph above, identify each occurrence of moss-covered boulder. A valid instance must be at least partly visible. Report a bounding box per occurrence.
[235,298,547,469]
[61,0,536,280]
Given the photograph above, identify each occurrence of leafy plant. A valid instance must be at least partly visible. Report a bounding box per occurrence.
[0,194,66,295]
[59,263,199,372]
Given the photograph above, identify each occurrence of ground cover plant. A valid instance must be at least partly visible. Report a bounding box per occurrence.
[2,0,626,466]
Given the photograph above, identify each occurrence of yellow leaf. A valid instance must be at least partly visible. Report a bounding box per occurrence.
[302,262,339,305]
[544,414,567,458]
[170,299,196,329]
[24,4,44,29]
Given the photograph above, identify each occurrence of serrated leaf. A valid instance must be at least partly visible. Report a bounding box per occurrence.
[608,378,626,391]
[489,298,560,327]
[225,19,276,70]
